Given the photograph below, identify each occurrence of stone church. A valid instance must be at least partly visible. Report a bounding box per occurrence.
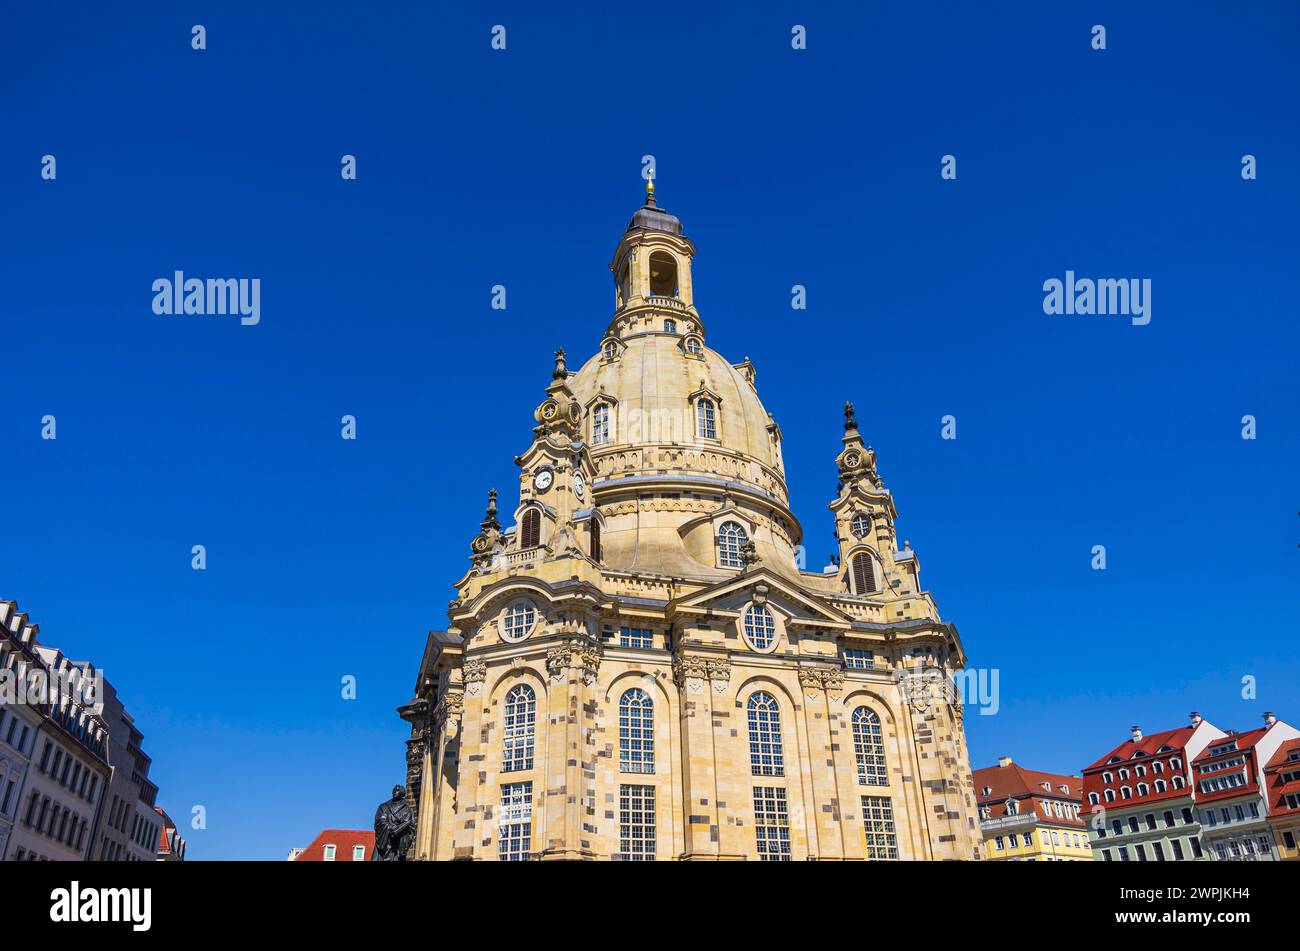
[398,181,980,860]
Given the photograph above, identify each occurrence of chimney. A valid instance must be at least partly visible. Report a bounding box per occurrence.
[1264,712,1277,727]
[1131,726,1142,742]
[998,756,1012,768]
[1190,711,1202,726]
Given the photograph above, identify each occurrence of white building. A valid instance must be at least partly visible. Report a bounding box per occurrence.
[0,602,46,860]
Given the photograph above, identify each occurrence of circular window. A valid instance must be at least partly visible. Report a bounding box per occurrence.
[501,602,537,642]
[851,513,872,538]
[743,604,777,652]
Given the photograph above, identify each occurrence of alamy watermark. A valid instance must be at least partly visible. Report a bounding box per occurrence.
[152,271,260,326]
[1043,271,1150,326]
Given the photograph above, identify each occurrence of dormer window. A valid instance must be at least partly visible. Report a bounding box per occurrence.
[603,341,618,360]
[664,319,677,334]
[685,337,703,356]
[592,403,611,445]
[717,521,747,569]
[696,398,717,440]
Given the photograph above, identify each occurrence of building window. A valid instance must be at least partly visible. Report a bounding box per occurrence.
[747,691,785,777]
[861,796,899,860]
[592,403,611,445]
[851,707,887,786]
[603,341,618,360]
[686,337,703,355]
[617,784,656,861]
[742,604,776,651]
[663,319,676,334]
[353,844,365,861]
[851,553,877,594]
[696,398,717,440]
[619,627,652,649]
[323,844,336,861]
[843,648,873,670]
[1088,792,1100,805]
[502,684,536,772]
[618,688,654,774]
[590,518,601,562]
[851,513,872,538]
[498,782,533,861]
[502,602,537,642]
[717,521,747,568]
[752,787,791,861]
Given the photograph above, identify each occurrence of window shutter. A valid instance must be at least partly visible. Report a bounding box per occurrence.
[590,519,601,562]
[852,553,876,593]
[521,510,540,548]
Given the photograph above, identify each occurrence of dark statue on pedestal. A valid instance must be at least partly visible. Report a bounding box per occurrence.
[372,785,414,861]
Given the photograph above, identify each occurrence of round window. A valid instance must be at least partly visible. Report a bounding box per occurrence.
[851,513,872,538]
[501,602,537,642]
[743,604,777,652]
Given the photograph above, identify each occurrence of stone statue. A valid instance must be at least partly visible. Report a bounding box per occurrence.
[372,785,414,861]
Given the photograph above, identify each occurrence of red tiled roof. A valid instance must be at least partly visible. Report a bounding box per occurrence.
[973,762,1085,826]
[1080,727,1199,816]
[1192,727,1266,805]
[293,829,374,862]
[1263,738,1300,816]
[1082,726,1194,772]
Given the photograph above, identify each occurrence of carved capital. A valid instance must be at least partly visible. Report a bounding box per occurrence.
[546,638,601,686]
[705,658,731,693]
[463,659,487,695]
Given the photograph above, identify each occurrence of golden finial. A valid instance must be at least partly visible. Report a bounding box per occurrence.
[645,169,656,206]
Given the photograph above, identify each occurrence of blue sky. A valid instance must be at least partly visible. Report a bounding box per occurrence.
[3,2,1297,859]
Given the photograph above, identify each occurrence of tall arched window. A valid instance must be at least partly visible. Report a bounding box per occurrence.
[592,404,611,445]
[589,518,601,562]
[747,691,784,777]
[717,521,747,568]
[619,688,654,774]
[852,707,887,786]
[696,399,716,440]
[520,509,540,548]
[851,553,877,594]
[502,684,536,772]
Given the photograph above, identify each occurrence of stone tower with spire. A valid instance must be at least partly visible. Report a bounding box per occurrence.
[400,181,980,861]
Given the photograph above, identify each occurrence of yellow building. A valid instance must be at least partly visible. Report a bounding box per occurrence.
[398,180,981,861]
[973,757,1092,861]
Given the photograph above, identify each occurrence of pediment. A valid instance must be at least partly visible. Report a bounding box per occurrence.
[671,568,852,629]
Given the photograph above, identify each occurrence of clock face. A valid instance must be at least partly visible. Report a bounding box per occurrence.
[533,469,553,492]
[574,473,585,499]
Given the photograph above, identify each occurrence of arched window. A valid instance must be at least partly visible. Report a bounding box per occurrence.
[686,337,703,355]
[1120,786,1132,800]
[589,518,601,562]
[851,513,872,538]
[520,509,540,548]
[851,552,877,594]
[603,341,618,360]
[1137,782,1149,796]
[743,604,776,651]
[1154,779,1167,793]
[1171,775,1185,790]
[747,692,784,776]
[1102,771,1113,784]
[1088,792,1100,805]
[663,319,676,334]
[852,707,887,786]
[502,684,536,772]
[696,398,716,440]
[717,521,747,568]
[1153,761,1164,774]
[1104,789,1115,802]
[592,404,611,445]
[619,688,654,774]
